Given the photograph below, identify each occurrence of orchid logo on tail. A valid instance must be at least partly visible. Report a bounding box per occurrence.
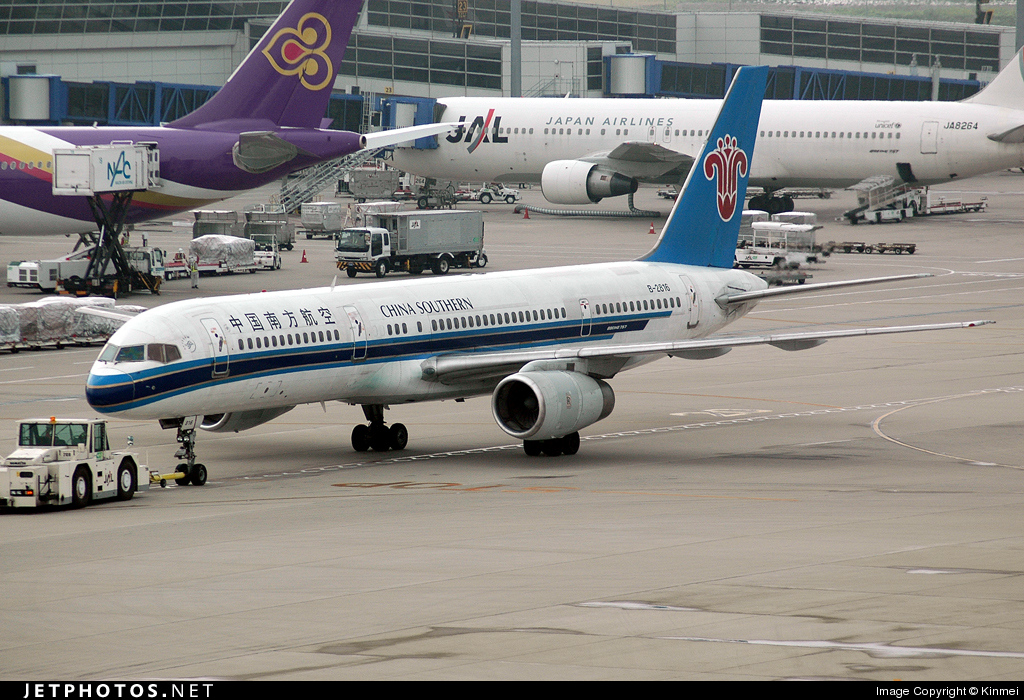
[702,134,748,221]
[262,12,334,91]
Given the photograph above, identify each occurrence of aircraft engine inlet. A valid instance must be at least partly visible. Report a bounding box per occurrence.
[200,406,295,433]
[540,160,638,204]
[491,371,615,441]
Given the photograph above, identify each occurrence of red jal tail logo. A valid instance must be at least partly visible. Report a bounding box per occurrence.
[702,134,748,221]
[262,12,334,91]
[446,110,508,152]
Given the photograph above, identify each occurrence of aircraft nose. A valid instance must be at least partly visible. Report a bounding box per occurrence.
[86,366,135,412]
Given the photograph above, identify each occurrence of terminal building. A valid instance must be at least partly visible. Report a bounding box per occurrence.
[0,1,1017,128]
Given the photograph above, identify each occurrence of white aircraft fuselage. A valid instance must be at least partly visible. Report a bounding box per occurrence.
[393,96,1024,189]
[85,261,747,421]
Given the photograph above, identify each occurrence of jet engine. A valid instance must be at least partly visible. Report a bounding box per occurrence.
[540,160,638,204]
[491,371,615,441]
[200,406,295,433]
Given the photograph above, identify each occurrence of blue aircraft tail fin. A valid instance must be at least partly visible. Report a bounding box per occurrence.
[642,65,768,268]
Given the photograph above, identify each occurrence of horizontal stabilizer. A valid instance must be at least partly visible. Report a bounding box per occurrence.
[362,122,466,151]
[987,123,1024,143]
[719,273,933,306]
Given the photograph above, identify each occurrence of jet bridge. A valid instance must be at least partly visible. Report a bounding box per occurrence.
[52,144,161,296]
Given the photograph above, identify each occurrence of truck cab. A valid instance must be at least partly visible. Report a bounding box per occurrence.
[336,227,392,277]
[0,418,148,509]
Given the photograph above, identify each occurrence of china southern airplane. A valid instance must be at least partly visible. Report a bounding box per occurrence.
[85,66,989,488]
[0,0,451,236]
[393,51,1024,213]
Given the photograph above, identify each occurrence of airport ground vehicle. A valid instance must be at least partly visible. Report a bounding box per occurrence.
[477,184,520,204]
[165,236,258,277]
[251,234,283,270]
[8,245,165,294]
[0,418,149,509]
[299,202,344,239]
[244,204,294,251]
[336,210,485,277]
[341,169,403,202]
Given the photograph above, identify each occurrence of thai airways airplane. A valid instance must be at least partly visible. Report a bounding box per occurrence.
[392,52,1024,213]
[0,0,452,236]
[85,66,989,487]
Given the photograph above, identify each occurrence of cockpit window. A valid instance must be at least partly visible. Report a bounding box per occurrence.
[146,344,182,363]
[98,343,119,362]
[114,345,145,363]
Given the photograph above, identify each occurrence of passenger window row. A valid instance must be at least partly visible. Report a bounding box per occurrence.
[760,129,901,140]
[430,307,567,332]
[592,297,682,315]
[238,328,340,351]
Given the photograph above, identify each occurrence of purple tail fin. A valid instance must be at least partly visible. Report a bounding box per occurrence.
[170,0,363,129]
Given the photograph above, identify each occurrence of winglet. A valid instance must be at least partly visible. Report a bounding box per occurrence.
[643,65,768,268]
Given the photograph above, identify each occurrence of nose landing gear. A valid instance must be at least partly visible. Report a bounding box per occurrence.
[158,416,208,486]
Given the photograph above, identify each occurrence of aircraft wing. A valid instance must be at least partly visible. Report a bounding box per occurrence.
[580,141,695,180]
[422,319,992,385]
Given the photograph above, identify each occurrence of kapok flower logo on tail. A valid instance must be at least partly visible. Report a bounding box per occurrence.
[262,13,334,91]
[702,134,748,221]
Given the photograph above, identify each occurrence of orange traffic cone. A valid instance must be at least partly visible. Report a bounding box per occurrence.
[300,250,308,263]
[522,208,530,219]
[648,222,656,234]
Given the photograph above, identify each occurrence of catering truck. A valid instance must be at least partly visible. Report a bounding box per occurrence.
[335,210,485,277]
[0,418,149,509]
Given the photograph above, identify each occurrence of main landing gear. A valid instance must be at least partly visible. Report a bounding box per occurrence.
[747,192,794,215]
[522,432,581,457]
[164,416,207,486]
[351,404,408,453]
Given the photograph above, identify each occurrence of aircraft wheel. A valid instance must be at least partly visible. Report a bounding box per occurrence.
[346,267,358,278]
[781,195,795,212]
[561,432,581,456]
[369,423,391,452]
[190,463,208,486]
[351,424,370,452]
[432,256,450,275]
[175,463,191,486]
[389,423,409,451]
[116,461,137,501]
[71,466,92,508]
[542,440,563,457]
[523,440,543,457]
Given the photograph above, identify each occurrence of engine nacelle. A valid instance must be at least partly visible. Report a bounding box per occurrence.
[491,371,615,441]
[540,160,638,204]
[200,406,294,433]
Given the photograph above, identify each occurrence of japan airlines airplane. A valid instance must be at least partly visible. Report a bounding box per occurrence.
[84,66,990,486]
[393,51,1024,212]
[0,0,451,236]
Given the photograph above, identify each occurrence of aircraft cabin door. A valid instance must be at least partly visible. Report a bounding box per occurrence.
[677,275,699,329]
[200,317,229,377]
[921,121,939,154]
[344,305,367,361]
[579,298,592,337]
